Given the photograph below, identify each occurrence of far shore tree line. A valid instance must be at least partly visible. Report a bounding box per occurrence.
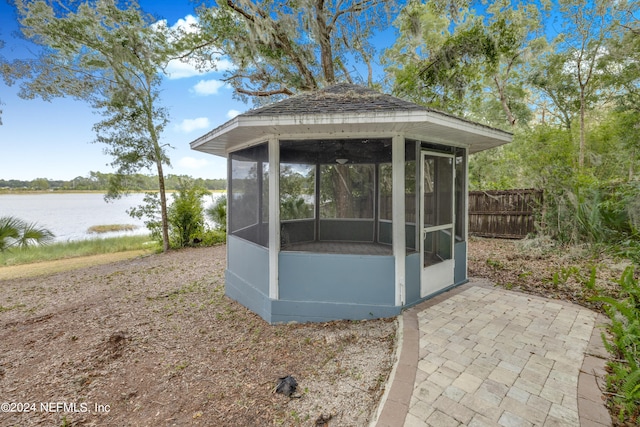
[0,173,226,192]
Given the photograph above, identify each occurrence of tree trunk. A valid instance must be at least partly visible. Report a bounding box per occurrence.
[629,147,635,181]
[494,76,516,127]
[144,82,170,252]
[579,88,586,169]
[156,160,170,253]
[332,165,353,218]
[315,0,335,84]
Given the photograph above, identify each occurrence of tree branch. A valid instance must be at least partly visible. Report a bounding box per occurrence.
[225,0,256,22]
[236,87,294,97]
[329,0,381,32]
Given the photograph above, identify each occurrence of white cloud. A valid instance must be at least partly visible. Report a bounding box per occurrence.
[176,117,210,133]
[213,58,234,72]
[153,14,199,33]
[192,79,226,95]
[158,15,234,80]
[166,59,204,79]
[170,15,199,33]
[166,58,234,80]
[179,157,209,170]
[226,109,241,119]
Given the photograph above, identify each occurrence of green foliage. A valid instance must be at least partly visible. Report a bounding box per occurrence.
[468,116,639,249]
[320,164,375,219]
[385,0,547,128]
[0,216,54,252]
[591,267,640,421]
[30,177,49,191]
[168,179,210,248]
[468,145,522,190]
[128,192,163,242]
[543,182,616,245]
[130,181,224,249]
[199,229,226,246]
[537,176,639,247]
[551,266,579,288]
[280,164,314,221]
[206,195,227,232]
[548,264,598,291]
[486,258,504,270]
[280,197,313,221]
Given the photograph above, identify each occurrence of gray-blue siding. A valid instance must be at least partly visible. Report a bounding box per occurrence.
[224,236,467,323]
[278,252,395,304]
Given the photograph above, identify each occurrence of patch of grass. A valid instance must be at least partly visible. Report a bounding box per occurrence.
[174,361,189,371]
[486,258,505,270]
[0,303,26,313]
[0,235,156,267]
[518,271,532,280]
[87,224,138,233]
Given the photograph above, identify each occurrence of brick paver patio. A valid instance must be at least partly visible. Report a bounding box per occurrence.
[373,280,612,427]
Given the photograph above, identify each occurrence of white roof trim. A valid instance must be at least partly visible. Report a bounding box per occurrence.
[190,110,512,157]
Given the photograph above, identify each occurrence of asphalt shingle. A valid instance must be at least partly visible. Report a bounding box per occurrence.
[241,83,430,116]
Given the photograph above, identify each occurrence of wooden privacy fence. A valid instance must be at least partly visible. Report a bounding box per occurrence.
[469,189,543,239]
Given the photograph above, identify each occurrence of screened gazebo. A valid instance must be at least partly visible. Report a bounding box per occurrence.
[190,84,512,323]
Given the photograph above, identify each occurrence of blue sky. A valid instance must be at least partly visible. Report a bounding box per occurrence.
[0,1,250,181]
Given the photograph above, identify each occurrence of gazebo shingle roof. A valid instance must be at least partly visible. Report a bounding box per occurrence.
[242,83,429,116]
[190,83,513,156]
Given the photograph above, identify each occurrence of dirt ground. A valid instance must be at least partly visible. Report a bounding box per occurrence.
[0,245,396,426]
[467,236,632,311]
[0,237,632,426]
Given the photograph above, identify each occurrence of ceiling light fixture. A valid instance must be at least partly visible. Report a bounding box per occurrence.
[335,142,349,165]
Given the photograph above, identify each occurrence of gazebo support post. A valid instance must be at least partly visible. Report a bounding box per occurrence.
[392,135,406,306]
[268,137,280,300]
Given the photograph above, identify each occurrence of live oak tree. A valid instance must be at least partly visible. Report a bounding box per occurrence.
[176,0,397,102]
[11,0,173,251]
[175,0,397,219]
[384,0,548,128]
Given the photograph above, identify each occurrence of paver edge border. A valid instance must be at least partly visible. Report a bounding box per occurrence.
[369,314,404,427]
[372,283,474,426]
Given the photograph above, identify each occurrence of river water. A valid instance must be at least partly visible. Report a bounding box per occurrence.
[0,193,223,242]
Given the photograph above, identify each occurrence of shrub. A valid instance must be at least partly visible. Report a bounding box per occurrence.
[128,192,163,242]
[206,195,227,232]
[591,267,640,422]
[168,180,210,248]
[129,180,216,249]
[200,229,226,246]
